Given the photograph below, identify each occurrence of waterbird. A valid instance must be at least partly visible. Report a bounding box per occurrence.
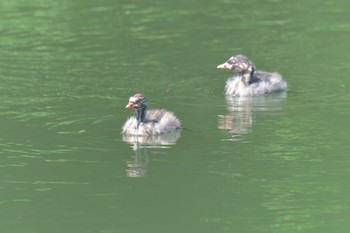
[217,54,287,96]
[122,93,181,136]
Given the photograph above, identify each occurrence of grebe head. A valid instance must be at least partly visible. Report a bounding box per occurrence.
[217,54,255,75]
[125,93,147,126]
[125,93,147,110]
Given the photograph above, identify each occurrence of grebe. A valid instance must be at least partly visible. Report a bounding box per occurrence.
[122,93,181,136]
[217,54,287,96]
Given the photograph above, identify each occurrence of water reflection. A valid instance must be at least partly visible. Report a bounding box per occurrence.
[122,131,180,177]
[218,93,286,139]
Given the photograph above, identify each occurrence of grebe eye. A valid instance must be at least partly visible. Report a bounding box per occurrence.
[227,60,236,65]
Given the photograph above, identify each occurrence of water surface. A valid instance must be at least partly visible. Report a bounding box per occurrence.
[1,0,350,233]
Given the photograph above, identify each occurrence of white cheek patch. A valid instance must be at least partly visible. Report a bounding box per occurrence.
[244,62,249,69]
[129,96,139,102]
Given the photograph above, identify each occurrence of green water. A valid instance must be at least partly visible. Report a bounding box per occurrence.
[1,0,350,232]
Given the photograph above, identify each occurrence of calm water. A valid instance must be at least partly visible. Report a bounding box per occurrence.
[1,0,350,232]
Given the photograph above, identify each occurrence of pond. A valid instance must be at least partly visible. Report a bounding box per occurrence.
[1,0,350,233]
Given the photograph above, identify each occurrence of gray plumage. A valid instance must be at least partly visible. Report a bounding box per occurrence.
[217,55,287,96]
[122,93,180,136]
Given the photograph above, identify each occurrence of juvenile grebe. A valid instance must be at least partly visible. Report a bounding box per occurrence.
[122,93,181,136]
[217,54,287,96]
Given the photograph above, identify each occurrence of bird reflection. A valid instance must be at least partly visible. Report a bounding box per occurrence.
[218,93,286,139]
[122,131,180,177]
